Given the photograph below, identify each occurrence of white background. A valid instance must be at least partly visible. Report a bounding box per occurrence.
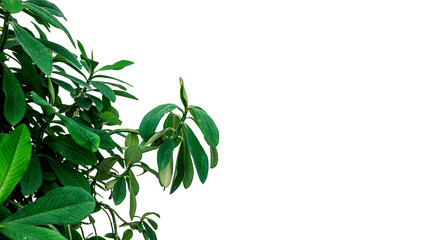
[38,0,427,239]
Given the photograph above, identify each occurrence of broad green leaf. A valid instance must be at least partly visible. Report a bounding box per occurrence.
[87,94,103,111]
[3,186,95,225]
[95,157,119,181]
[39,39,81,68]
[44,135,97,165]
[210,146,218,168]
[20,151,43,196]
[114,90,138,100]
[51,78,76,94]
[0,223,67,240]
[170,142,186,194]
[98,60,134,71]
[75,96,92,110]
[102,111,122,126]
[53,71,91,89]
[139,104,179,141]
[1,0,23,13]
[48,159,91,192]
[58,114,100,152]
[113,177,126,205]
[58,225,83,240]
[31,91,55,114]
[189,106,219,147]
[11,22,52,75]
[125,146,142,166]
[182,139,193,189]
[125,132,139,147]
[0,204,11,221]
[123,229,133,240]
[159,155,173,187]
[143,221,157,240]
[179,77,188,110]
[163,113,181,138]
[90,128,115,150]
[92,81,116,102]
[182,124,208,183]
[27,0,66,19]
[0,124,31,205]
[2,65,26,125]
[157,138,174,171]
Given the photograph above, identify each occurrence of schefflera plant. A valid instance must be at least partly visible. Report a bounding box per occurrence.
[0,0,220,240]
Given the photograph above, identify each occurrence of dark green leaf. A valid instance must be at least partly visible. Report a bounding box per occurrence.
[20,151,42,196]
[92,81,116,102]
[99,81,126,91]
[102,111,122,126]
[170,142,186,194]
[0,124,32,204]
[48,159,91,192]
[58,114,100,152]
[39,39,81,68]
[157,138,174,171]
[3,186,95,225]
[0,223,67,240]
[114,90,138,100]
[189,106,219,147]
[2,65,26,125]
[139,103,179,141]
[146,218,158,230]
[54,71,91,89]
[51,78,76,94]
[75,96,92,110]
[44,135,97,165]
[113,177,126,205]
[143,221,157,240]
[92,74,133,87]
[98,60,134,71]
[31,91,55,114]
[210,146,218,168]
[95,157,119,181]
[182,138,193,189]
[182,124,208,183]
[12,22,52,75]
[87,94,103,111]
[0,204,11,222]
[122,229,133,240]
[129,188,136,220]
[27,0,66,19]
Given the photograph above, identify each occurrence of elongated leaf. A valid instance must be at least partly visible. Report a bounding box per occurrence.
[51,78,76,94]
[157,138,174,171]
[182,124,208,183]
[0,205,11,222]
[98,60,134,71]
[92,81,116,102]
[58,114,100,152]
[181,139,193,189]
[27,0,66,19]
[95,157,119,181]
[159,153,173,188]
[139,104,179,141]
[2,65,26,125]
[114,90,138,100]
[20,151,42,196]
[54,71,91,89]
[12,22,52,75]
[39,39,81,68]
[44,135,97,165]
[210,146,218,168]
[129,187,136,220]
[179,77,188,109]
[89,128,115,150]
[31,91,55,114]
[0,223,67,240]
[143,221,157,240]
[92,74,133,87]
[2,0,22,13]
[87,94,103,111]
[0,125,31,205]
[125,146,142,166]
[127,170,139,195]
[170,142,186,194]
[189,106,219,147]
[3,186,95,225]
[123,229,133,240]
[75,96,92,110]
[48,159,91,192]
[113,177,126,205]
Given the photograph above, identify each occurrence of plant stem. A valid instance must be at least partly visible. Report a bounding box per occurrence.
[172,111,187,140]
[7,199,23,208]
[0,12,10,52]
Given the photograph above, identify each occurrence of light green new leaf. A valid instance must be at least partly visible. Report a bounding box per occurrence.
[31,91,55,115]
[182,123,208,183]
[12,22,52,75]
[0,124,31,205]
[92,81,116,102]
[3,186,95,225]
[98,60,134,71]
[179,77,188,110]
[57,114,100,152]
[157,138,174,171]
[139,104,179,141]
[189,106,219,147]
[113,177,126,205]
[44,135,97,165]
[125,132,139,147]
[1,0,23,13]
[2,65,26,125]
[20,151,42,196]
[0,223,67,240]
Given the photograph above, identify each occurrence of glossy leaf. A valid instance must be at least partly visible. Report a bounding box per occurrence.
[2,65,26,125]
[98,60,134,71]
[51,78,76,94]
[159,156,173,187]
[210,146,219,168]
[123,229,133,240]
[189,106,219,147]
[54,71,91,89]
[0,223,67,240]
[31,91,55,114]
[44,135,97,165]
[0,124,32,205]
[182,123,209,183]
[20,151,43,196]
[2,0,22,13]
[114,90,138,100]
[3,186,95,225]
[58,114,100,152]
[139,103,179,141]
[87,94,103,111]
[129,187,136,220]
[27,0,66,19]
[39,39,81,68]
[92,74,133,87]
[170,142,186,194]
[143,221,157,240]
[113,177,126,205]
[157,138,174,171]
[92,81,116,102]
[12,22,52,75]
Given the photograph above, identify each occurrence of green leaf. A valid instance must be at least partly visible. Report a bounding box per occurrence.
[146,218,158,230]
[170,142,186,194]
[3,186,95,225]
[122,229,133,240]
[98,60,134,71]
[48,159,91,193]
[0,124,32,205]
[129,187,136,220]
[143,221,157,240]
[39,39,81,68]
[95,157,119,181]
[182,139,193,189]
[210,146,218,168]
[0,204,11,222]
[1,0,23,13]
[157,138,174,171]
[102,111,122,126]
[44,135,97,165]
[20,151,43,196]
[0,223,67,240]
[182,124,208,183]
[179,77,188,110]
[11,22,52,75]
[92,81,116,102]
[114,90,138,100]
[58,225,83,240]
[51,78,76,94]
[113,177,126,205]
[53,71,91,89]
[127,169,139,195]
[2,65,26,125]
[163,113,181,138]
[31,91,55,115]
[92,74,133,87]
[125,132,139,147]
[159,155,173,188]
[189,106,219,147]
[139,103,179,141]
[87,94,103,111]
[125,146,142,166]
[58,114,100,152]
[27,0,66,19]
[75,96,92,110]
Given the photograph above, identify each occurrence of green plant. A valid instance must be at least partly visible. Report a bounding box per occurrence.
[0,1,219,239]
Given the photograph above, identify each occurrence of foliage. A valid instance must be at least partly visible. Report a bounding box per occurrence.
[0,1,220,239]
